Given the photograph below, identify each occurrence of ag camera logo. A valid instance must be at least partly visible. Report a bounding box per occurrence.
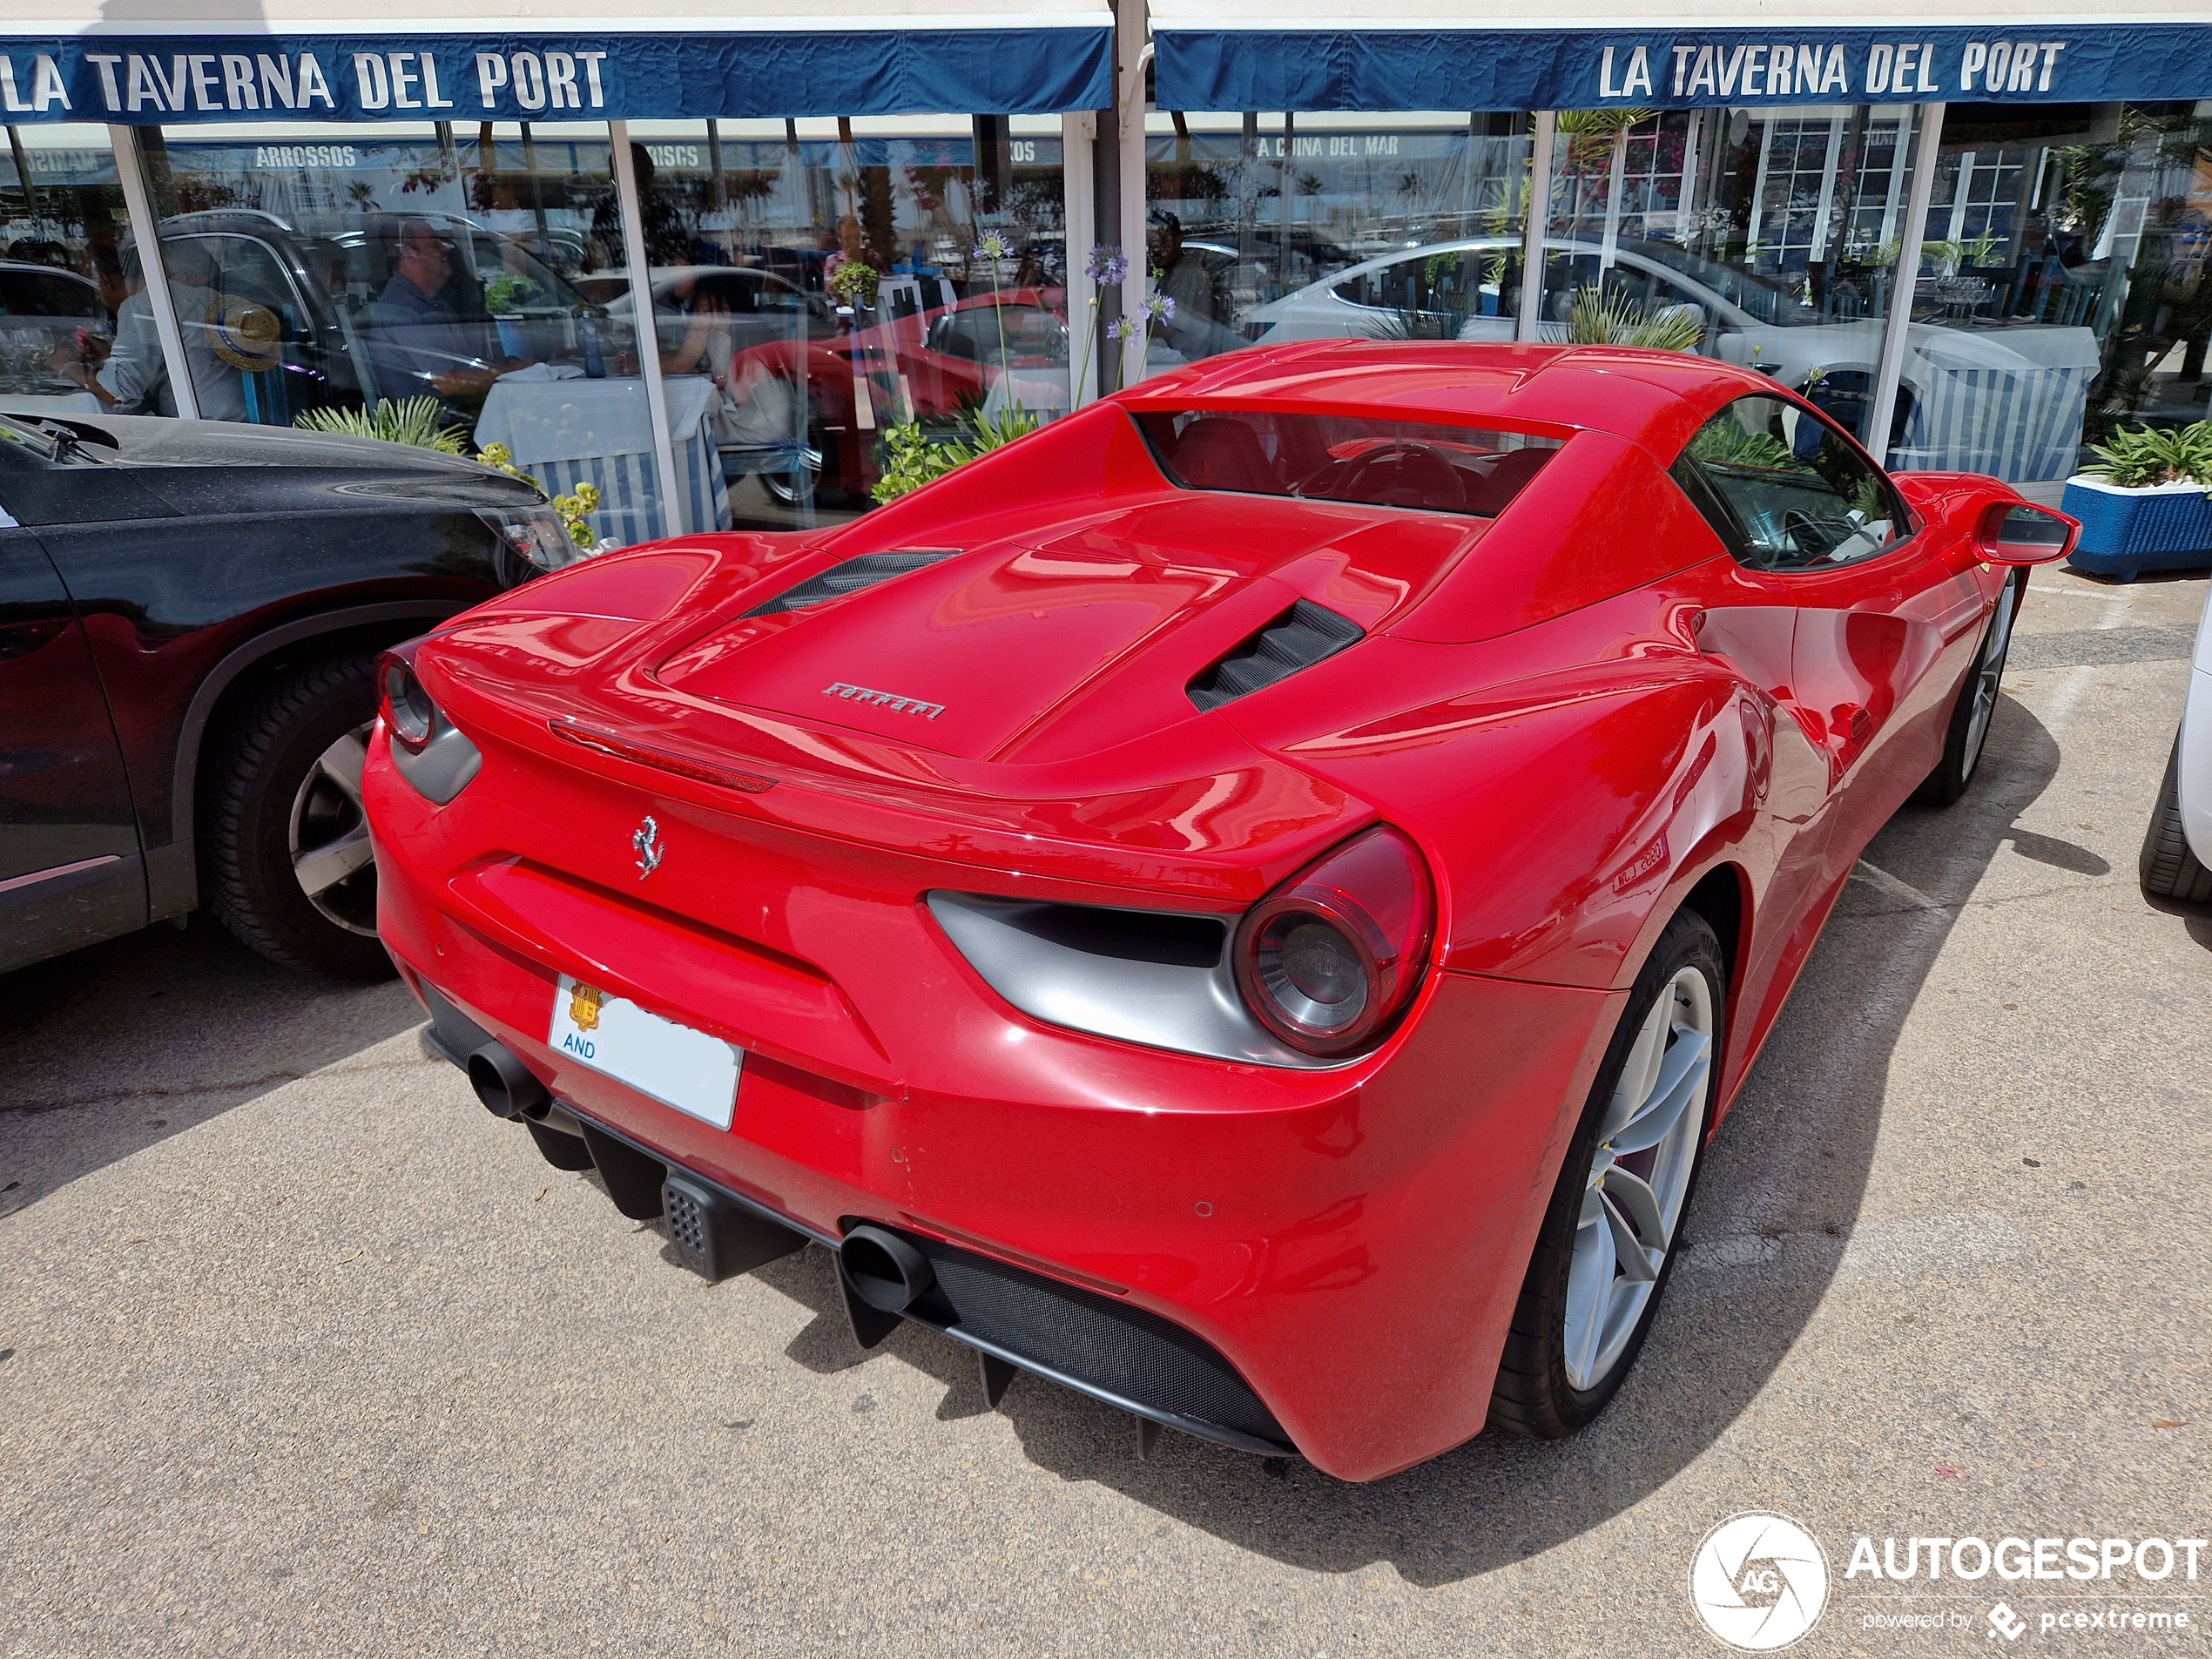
[1690,1513,1831,1650]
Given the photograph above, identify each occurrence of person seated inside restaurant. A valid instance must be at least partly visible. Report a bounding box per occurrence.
[658,271,738,388]
[366,219,530,408]
[47,239,248,420]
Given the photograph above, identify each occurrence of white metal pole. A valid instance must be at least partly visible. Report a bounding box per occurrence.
[610,121,686,532]
[1116,3,1150,387]
[1516,111,1556,344]
[1866,101,1946,469]
[108,125,199,421]
[1062,110,1098,407]
[1600,125,1627,272]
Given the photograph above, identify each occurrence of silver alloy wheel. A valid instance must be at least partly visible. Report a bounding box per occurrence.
[1961,580,2019,782]
[762,452,821,508]
[1562,964,1715,1391]
[289,721,378,937]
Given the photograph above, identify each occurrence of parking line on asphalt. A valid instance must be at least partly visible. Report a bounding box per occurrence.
[2024,587,2136,735]
[1850,860,1945,911]
[1674,1211,2027,1299]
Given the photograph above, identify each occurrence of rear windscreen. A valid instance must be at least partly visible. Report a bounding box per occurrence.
[1132,409,1561,518]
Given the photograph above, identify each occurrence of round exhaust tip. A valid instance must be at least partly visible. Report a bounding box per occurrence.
[840,1225,935,1314]
[466,1042,549,1121]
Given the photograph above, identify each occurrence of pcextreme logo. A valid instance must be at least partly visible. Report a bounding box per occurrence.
[1689,1513,1832,1651]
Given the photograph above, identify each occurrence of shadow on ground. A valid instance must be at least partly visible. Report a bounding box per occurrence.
[0,911,421,1200]
[728,695,2068,1585]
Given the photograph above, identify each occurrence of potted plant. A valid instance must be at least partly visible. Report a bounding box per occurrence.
[2060,421,2212,580]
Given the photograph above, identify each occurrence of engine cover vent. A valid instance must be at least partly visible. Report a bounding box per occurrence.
[1187,599,1364,712]
[743,549,960,617]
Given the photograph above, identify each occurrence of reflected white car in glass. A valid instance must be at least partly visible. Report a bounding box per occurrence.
[2141,586,2212,904]
[1243,235,2101,478]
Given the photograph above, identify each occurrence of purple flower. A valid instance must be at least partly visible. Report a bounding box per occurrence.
[1144,293,1176,324]
[1105,318,1135,341]
[1085,244,1129,287]
[973,230,1011,261]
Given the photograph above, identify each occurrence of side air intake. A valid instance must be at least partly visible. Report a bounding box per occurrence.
[743,549,960,617]
[1187,600,1364,712]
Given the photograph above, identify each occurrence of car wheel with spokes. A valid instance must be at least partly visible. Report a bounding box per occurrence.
[1489,908,1723,1437]
[205,652,395,981]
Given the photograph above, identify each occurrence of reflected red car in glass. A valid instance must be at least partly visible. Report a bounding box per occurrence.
[365,341,2075,1480]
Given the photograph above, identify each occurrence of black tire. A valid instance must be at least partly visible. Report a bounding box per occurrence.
[1915,568,2024,808]
[203,652,394,981]
[1488,909,1725,1439]
[2140,731,2212,903]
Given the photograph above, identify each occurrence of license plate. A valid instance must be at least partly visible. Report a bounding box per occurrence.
[549,974,741,1130]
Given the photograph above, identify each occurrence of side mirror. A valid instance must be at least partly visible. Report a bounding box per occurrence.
[1978,502,2078,566]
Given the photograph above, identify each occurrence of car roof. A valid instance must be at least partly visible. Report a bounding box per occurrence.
[1123,339,1780,453]
[0,260,92,283]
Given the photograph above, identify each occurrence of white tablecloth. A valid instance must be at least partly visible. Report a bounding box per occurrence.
[980,366,1073,422]
[474,374,729,544]
[0,390,103,415]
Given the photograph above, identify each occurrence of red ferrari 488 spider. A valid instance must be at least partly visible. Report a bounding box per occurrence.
[366,341,2077,1480]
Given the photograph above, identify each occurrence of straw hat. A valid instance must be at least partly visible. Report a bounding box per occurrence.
[206,296,283,373]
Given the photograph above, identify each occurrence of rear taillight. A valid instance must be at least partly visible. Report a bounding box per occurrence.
[378,651,436,751]
[1234,826,1434,1056]
[376,648,482,805]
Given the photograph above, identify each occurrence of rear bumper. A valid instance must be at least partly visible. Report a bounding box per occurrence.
[370,737,1622,1480]
[416,980,1296,1457]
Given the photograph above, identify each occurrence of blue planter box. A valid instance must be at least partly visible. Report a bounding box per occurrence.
[2060,479,2212,579]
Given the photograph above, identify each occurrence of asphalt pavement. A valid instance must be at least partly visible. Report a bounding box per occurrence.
[3,561,2209,1657]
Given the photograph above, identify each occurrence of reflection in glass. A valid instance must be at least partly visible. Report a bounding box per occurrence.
[1150,114,1533,365]
[0,125,126,416]
[1920,104,2212,482]
[1677,395,1906,570]
[624,120,1071,518]
[1540,106,1926,455]
[102,122,698,545]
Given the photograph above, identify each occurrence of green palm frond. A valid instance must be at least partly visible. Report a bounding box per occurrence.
[293,397,469,455]
[1687,421,1796,469]
[1566,285,1706,353]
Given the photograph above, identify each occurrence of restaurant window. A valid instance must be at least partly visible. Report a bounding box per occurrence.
[1144,111,1534,370]
[1537,105,1929,457]
[0,125,130,417]
[1911,102,2212,486]
[616,116,1073,528]
[56,120,685,547]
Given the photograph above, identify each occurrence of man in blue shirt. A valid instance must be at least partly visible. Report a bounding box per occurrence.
[367,220,515,408]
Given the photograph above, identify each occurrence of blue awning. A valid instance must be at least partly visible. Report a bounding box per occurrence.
[0,25,1113,123]
[1155,22,2212,112]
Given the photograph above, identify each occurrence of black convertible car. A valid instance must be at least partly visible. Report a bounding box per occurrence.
[1,409,571,980]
